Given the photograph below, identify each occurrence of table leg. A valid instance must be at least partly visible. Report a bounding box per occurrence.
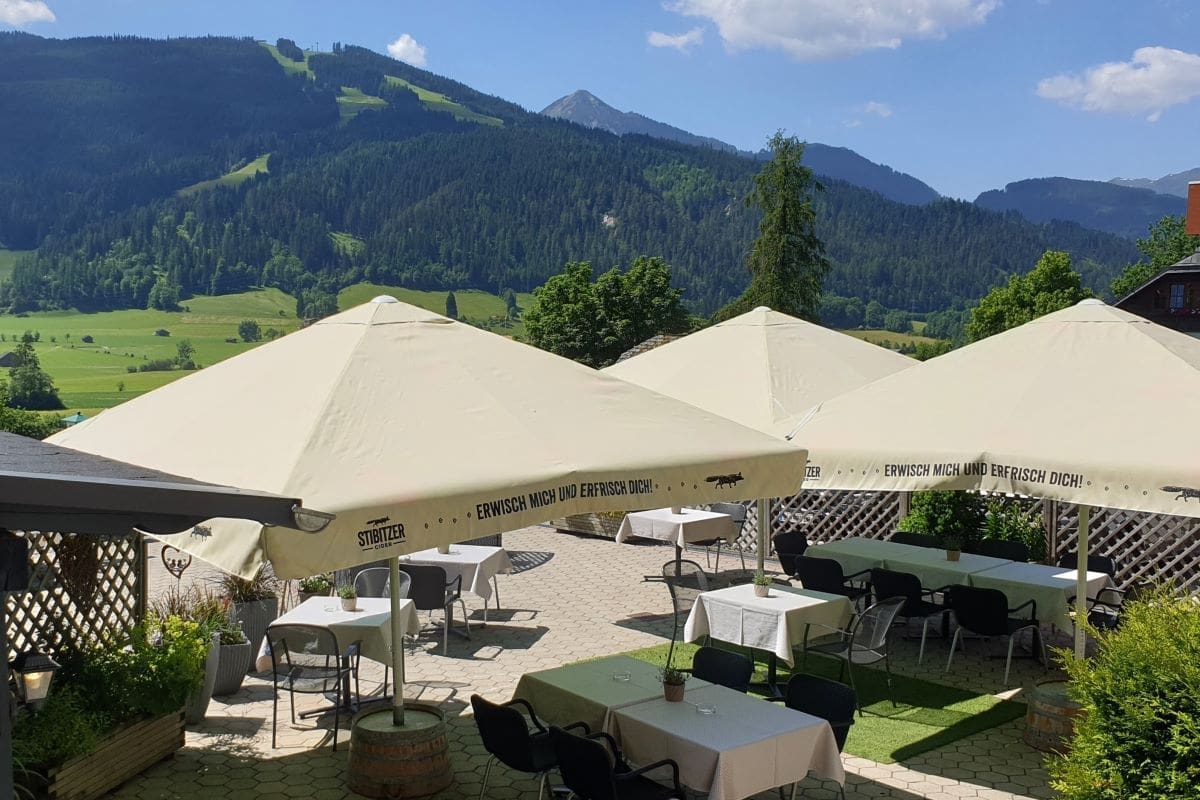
[674,544,683,571]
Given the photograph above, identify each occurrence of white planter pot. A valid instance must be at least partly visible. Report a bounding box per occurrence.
[341,597,358,612]
[753,584,770,598]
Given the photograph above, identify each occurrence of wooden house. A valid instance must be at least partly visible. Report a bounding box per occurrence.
[1116,181,1200,334]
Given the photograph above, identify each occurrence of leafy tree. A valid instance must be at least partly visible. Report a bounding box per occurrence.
[524,257,690,367]
[913,340,953,361]
[502,288,519,320]
[147,275,181,311]
[713,131,828,322]
[0,383,62,437]
[898,491,987,550]
[174,339,196,370]
[297,289,338,321]
[883,309,911,333]
[7,335,63,410]
[237,320,261,343]
[966,250,1091,342]
[864,300,885,329]
[445,291,458,320]
[1109,215,1200,298]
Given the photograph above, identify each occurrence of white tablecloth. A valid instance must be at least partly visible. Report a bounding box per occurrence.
[272,597,419,664]
[810,537,1012,588]
[610,683,844,800]
[967,562,1113,630]
[511,655,711,732]
[684,584,852,666]
[401,544,512,602]
[617,508,736,548]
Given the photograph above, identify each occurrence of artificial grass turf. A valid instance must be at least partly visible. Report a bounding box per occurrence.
[623,641,1025,764]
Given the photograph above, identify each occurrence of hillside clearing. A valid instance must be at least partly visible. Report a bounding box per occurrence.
[337,87,387,120]
[383,76,502,126]
[177,154,270,196]
[337,283,532,337]
[844,329,939,348]
[260,42,314,78]
[0,249,30,283]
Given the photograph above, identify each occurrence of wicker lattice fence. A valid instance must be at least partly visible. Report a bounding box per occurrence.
[4,531,143,661]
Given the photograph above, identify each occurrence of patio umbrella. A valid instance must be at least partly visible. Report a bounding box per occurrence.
[784,299,1200,657]
[51,295,808,723]
[605,305,914,568]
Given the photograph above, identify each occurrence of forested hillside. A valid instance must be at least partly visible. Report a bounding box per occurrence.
[0,34,1140,316]
[975,178,1183,239]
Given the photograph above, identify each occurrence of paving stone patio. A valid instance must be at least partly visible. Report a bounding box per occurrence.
[122,526,1064,800]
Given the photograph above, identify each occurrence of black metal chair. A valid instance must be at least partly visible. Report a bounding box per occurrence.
[890,531,940,548]
[1068,579,1152,632]
[353,566,412,599]
[399,564,469,655]
[772,531,809,577]
[803,595,905,714]
[970,539,1030,562]
[660,559,709,665]
[470,694,589,800]
[705,501,749,572]
[868,568,950,663]
[265,623,360,750]
[790,556,871,604]
[691,645,752,693]
[777,674,855,800]
[945,585,1045,685]
[549,725,685,800]
[1057,552,1118,578]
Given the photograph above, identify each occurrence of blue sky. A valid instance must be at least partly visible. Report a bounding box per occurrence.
[4,0,1199,200]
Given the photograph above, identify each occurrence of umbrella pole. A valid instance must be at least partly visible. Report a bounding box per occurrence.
[389,556,405,726]
[1073,504,1091,660]
[756,498,769,574]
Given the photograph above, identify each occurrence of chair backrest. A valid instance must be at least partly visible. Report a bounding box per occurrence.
[1057,552,1117,577]
[850,596,906,652]
[891,531,940,548]
[470,694,540,773]
[354,567,390,597]
[972,538,1030,562]
[691,646,753,693]
[784,673,856,751]
[661,559,709,622]
[946,585,1012,636]
[549,726,617,800]
[868,568,923,614]
[710,501,748,526]
[772,532,809,575]
[265,623,341,674]
[398,564,450,611]
[791,556,846,594]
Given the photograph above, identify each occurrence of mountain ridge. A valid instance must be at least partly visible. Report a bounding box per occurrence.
[1110,168,1200,198]
[974,177,1183,240]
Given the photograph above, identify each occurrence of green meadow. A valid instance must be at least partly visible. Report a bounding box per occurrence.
[336,87,388,121]
[845,329,938,349]
[177,154,270,196]
[383,76,503,126]
[260,43,314,79]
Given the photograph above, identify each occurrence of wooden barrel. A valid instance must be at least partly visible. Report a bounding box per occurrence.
[347,705,453,798]
[1024,680,1083,752]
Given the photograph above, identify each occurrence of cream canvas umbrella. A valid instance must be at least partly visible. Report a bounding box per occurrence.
[785,299,1200,657]
[605,305,914,568]
[51,295,808,723]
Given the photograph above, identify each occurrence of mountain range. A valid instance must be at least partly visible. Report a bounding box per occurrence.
[974,178,1185,240]
[1110,168,1200,198]
[0,33,1139,320]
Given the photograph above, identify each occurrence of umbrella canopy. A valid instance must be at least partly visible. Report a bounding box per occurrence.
[50,296,808,580]
[786,299,1200,515]
[785,299,1200,657]
[604,306,914,437]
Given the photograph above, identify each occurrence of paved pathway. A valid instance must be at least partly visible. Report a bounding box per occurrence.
[120,526,1060,800]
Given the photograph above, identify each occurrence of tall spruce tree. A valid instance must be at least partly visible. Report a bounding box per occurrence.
[445,291,459,320]
[713,131,828,322]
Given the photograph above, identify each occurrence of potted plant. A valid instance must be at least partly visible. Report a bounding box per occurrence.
[752,571,773,598]
[153,586,220,724]
[944,535,963,562]
[338,585,358,612]
[210,619,252,697]
[297,572,333,602]
[660,666,688,702]
[219,570,279,672]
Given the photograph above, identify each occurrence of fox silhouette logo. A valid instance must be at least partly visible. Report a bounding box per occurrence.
[366,515,390,525]
[1161,486,1200,502]
[706,472,744,489]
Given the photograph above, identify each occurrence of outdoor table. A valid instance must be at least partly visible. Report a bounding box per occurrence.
[608,682,845,800]
[807,536,921,577]
[617,507,736,565]
[968,562,1113,631]
[401,544,512,622]
[810,536,1013,587]
[683,583,852,689]
[272,596,420,709]
[510,655,712,732]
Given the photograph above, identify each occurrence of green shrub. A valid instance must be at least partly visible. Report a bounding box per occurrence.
[897,491,986,549]
[12,686,105,771]
[1051,589,1200,799]
[982,498,1047,561]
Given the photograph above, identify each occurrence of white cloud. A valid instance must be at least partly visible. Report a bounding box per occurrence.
[863,100,893,118]
[386,33,427,67]
[0,0,55,26]
[647,27,705,52]
[666,0,996,60]
[1037,46,1200,122]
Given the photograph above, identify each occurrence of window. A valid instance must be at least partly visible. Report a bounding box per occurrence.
[1170,283,1185,310]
